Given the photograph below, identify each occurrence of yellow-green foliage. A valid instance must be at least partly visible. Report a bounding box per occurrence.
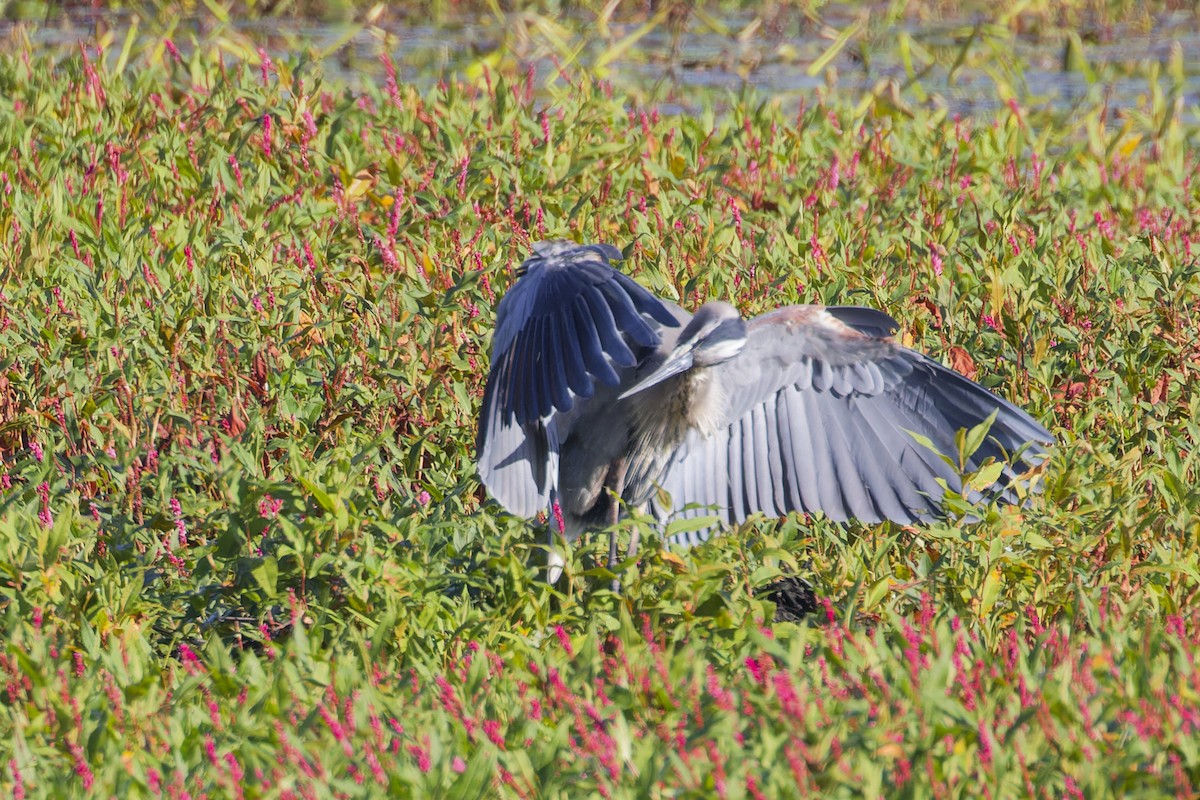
[0,6,1198,798]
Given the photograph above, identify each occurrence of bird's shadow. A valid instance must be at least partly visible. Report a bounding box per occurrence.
[755,575,820,622]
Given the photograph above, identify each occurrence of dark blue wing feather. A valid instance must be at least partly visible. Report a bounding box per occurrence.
[510,318,534,425]
[484,241,678,426]
[583,288,636,368]
[613,271,681,328]
[477,241,681,519]
[595,279,658,349]
[557,310,595,401]
[544,327,572,413]
[530,316,555,420]
[573,298,620,387]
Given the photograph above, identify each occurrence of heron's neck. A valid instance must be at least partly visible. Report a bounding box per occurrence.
[618,368,724,511]
[633,367,725,443]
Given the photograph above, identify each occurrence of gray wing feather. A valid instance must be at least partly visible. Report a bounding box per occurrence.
[783,387,821,512]
[805,388,848,520]
[669,427,726,546]
[683,427,703,532]
[703,426,729,532]
[821,397,870,519]
[774,388,802,511]
[727,419,746,522]
[658,305,1052,543]
[850,395,934,519]
[760,394,788,518]
[750,404,780,518]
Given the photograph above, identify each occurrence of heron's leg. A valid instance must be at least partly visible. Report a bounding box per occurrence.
[607,524,618,573]
[604,459,629,592]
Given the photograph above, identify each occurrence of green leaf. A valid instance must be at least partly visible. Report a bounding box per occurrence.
[968,461,1006,492]
[959,409,1000,467]
[252,557,278,598]
[449,750,495,799]
[297,475,336,515]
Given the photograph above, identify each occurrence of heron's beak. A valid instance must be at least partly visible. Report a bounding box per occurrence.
[618,346,695,399]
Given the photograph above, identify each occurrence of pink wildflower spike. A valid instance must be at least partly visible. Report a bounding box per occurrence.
[744,656,768,685]
[821,597,837,624]
[409,743,432,773]
[228,155,243,189]
[37,482,52,528]
[257,48,273,86]
[261,114,273,158]
[170,497,186,548]
[258,495,283,519]
[483,719,506,748]
[457,155,470,197]
[977,720,993,766]
[381,54,403,109]
[375,237,399,272]
[70,743,94,791]
[554,625,574,656]
[388,193,404,236]
[9,759,25,800]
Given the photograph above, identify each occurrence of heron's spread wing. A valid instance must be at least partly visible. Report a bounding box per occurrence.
[477,242,680,518]
[658,306,1052,544]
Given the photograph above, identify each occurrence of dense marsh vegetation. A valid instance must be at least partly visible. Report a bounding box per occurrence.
[1,2,1199,796]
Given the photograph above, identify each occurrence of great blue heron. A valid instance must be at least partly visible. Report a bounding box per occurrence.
[477,241,1052,586]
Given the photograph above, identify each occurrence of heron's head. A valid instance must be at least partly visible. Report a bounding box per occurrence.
[619,301,746,399]
[685,301,748,366]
